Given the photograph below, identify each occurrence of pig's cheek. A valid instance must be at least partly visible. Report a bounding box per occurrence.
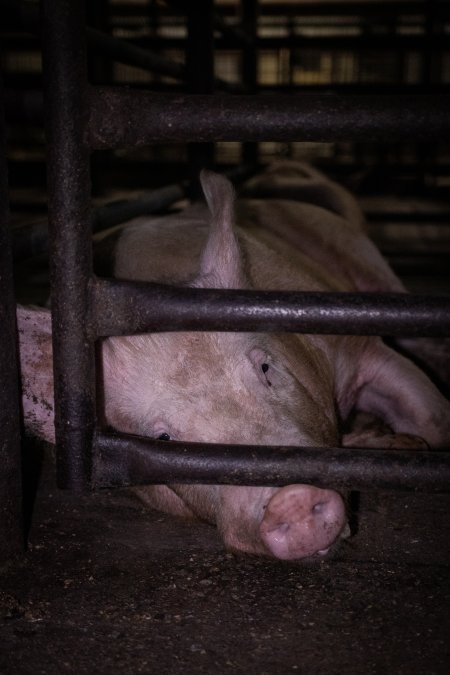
[259,485,347,561]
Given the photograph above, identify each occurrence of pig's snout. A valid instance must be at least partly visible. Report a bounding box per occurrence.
[259,485,347,560]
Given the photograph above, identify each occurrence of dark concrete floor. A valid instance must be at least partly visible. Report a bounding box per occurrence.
[1,447,449,675]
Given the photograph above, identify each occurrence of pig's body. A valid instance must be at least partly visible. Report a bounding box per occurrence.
[18,162,450,561]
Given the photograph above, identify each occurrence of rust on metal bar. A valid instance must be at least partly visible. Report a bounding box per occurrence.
[90,278,450,339]
[41,0,95,491]
[93,431,450,494]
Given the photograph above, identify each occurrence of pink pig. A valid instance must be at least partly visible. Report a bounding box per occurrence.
[18,162,450,560]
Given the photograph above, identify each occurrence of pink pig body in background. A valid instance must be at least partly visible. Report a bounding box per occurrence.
[18,162,450,560]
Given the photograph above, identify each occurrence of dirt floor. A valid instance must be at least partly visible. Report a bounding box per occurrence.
[1,443,449,675]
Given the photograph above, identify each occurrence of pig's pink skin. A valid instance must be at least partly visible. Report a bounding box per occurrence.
[18,162,450,560]
[260,486,347,560]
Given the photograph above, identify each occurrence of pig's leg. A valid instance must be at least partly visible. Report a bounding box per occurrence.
[342,412,429,450]
[392,337,450,396]
[354,341,450,448]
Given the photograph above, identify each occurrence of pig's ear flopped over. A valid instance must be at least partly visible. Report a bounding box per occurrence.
[193,170,247,289]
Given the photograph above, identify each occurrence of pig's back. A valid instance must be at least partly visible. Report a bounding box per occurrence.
[112,197,403,294]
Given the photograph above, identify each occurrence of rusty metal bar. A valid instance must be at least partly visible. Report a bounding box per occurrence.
[93,431,450,494]
[0,75,24,560]
[88,89,450,148]
[41,0,95,491]
[90,278,450,339]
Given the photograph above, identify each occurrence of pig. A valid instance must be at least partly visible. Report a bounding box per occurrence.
[18,161,450,561]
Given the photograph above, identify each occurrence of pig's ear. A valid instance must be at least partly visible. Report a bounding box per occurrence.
[192,170,247,289]
[17,306,55,444]
[355,341,450,448]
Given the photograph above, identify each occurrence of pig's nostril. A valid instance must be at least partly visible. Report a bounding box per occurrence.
[312,501,327,515]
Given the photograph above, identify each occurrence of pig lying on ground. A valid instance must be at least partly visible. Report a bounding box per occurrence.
[18,161,450,561]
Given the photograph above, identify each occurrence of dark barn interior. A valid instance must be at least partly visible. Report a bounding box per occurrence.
[1,1,450,673]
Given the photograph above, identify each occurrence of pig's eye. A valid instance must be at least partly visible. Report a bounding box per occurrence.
[157,432,171,441]
[261,363,272,386]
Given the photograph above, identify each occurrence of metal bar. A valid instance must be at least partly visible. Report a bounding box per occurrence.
[242,0,259,165]
[93,182,187,233]
[186,0,215,183]
[0,75,23,561]
[93,431,450,494]
[88,90,450,148]
[169,0,254,47]
[87,28,242,93]
[11,183,186,262]
[12,169,262,262]
[0,0,240,91]
[101,1,449,20]
[87,27,186,81]
[90,279,450,338]
[246,35,450,50]
[257,1,447,18]
[41,0,95,491]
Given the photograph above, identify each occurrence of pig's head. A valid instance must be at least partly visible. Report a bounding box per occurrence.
[101,170,349,560]
[18,170,349,561]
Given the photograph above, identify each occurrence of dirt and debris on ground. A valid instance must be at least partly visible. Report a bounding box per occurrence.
[1,446,449,675]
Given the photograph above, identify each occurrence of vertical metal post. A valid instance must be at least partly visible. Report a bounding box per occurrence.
[186,0,215,186]
[41,0,95,491]
[242,0,259,164]
[0,75,24,561]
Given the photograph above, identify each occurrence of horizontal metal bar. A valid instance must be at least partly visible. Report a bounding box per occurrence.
[169,0,254,47]
[86,28,242,93]
[88,89,450,148]
[100,1,448,20]
[257,1,448,18]
[90,278,450,338]
[93,431,450,493]
[87,27,187,81]
[13,172,262,261]
[93,182,187,232]
[11,183,186,261]
[134,33,450,51]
